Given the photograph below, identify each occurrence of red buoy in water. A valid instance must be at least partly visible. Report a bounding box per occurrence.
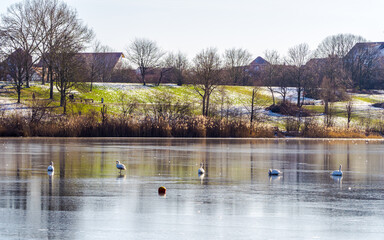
[158,186,166,195]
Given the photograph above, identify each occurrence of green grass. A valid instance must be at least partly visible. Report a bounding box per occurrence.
[302,105,324,113]
[0,83,282,117]
[5,83,381,123]
[6,84,60,101]
[352,96,381,104]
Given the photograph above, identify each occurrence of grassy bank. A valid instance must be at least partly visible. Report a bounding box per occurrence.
[1,83,384,138]
[0,111,381,138]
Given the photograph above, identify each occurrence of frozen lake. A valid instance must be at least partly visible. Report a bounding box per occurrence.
[1,138,384,239]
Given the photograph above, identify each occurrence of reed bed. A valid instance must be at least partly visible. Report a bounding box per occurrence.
[0,113,276,138]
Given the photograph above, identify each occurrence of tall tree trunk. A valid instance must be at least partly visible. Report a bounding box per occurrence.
[202,94,206,116]
[297,87,301,107]
[157,70,164,86]
[17,85,21,104]
[25,68,30,88]
[46,68,50,87]
[60,91,65,107]
[141,72,146,86]
[267,87,275,105]
[251,89,255,124]
[49,66,53,99]
[63,97,67,114]
[177,73,183,86]
[41,65,45,85]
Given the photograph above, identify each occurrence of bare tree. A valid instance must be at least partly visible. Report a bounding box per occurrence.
[319,57,349,116]
[192,48,222,116]
[315,33,366,58]
[119,92,137,120]
[54,52,88,114]
[246,87,260,124]
[0,0,46,96]
[147,89,191,120]
[86,41,115,91]
[216,86,234,121]
[87,41,102,91]
[286,43,311,107]
[39,0,62,99]
[262,50,280,105]
[165,51,189,86]
[2,49,31,103]
[41,1,94,113]
[324,101,335,127]
[126,38,164,86]
[346,100,353,129]
[224,48,252,85]
[275,66,290,103]
[37,0,94,99]
[155,59,172,86]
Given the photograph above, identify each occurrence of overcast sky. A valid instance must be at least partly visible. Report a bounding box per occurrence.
[1,0,384,60]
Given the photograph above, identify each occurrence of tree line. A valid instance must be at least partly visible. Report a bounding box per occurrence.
[0,0,383,117]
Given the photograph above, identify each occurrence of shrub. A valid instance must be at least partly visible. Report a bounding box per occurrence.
[266,101,312,117]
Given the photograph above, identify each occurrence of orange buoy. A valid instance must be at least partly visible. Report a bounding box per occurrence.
[158,186,166,195]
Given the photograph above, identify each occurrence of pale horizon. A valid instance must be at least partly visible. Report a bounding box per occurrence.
[1,0,384,60]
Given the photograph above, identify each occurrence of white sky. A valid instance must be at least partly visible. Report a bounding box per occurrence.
[1,0,384,60]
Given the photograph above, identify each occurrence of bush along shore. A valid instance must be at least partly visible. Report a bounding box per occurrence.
[1,85,383,138]
[0,109,382,138]
[0,113,275,138]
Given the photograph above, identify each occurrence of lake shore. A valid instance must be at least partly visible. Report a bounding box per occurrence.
[1,83,384,139]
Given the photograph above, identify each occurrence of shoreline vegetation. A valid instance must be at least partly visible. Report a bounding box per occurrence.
[0,83,383,139]
[0,113,381,138]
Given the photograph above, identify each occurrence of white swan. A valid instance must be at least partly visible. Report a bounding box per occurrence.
[331,164,343,176]
[116,161,126,174]
[198,163,205,175]
[47,161,54,172]
[268,169,281,176]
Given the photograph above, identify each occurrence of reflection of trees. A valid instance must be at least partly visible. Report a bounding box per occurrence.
[250,151,254,182]
[13,143,28,210]
[3,138,384,236]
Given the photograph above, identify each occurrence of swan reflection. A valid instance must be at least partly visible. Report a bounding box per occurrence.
[331,175,343,189]
[269,175,282,182]
[199,173,205,184]
[116,174,126,180]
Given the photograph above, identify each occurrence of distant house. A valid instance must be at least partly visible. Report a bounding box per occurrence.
[346,42,384,55]
[0,48,41,83]
[305,58,328,67]
[305,57,343,71]
[345,42,384,65]
[249,56,269,71]
[79,52,131,72]
[34,52,132,83]
[344,42,384,89]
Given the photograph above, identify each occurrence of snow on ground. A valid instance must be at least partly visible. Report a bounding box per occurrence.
[90,83,384,126]
[0,97,30,116]
[93,82,181,91]
[259,87,323,105]
[1,82,384,128]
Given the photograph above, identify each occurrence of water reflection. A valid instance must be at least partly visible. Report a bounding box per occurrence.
[269,175,282,182]
[199,173,205,185]
[0,138,384,239]
[116,174,126,180]
[331,175,343,189]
